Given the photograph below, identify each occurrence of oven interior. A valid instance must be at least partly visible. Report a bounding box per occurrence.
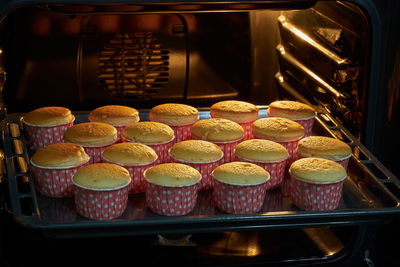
[0,1,398,266]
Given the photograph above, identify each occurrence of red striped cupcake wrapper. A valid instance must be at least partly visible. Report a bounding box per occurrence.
[289,174,345,211]
[169,156,223,191]
[30,160,89,198]
[122,136,174,164]
[23,120,74,152]
[144,180,199,216]
[212,179,267,214]
[234,155,287,190]
[73,184,129,220]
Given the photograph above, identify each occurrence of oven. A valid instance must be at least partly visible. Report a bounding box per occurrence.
[0,0,400,266]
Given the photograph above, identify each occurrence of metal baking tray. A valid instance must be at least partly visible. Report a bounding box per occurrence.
[2,108,400,238]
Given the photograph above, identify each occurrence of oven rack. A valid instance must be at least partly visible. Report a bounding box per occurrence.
[1,108,400,238]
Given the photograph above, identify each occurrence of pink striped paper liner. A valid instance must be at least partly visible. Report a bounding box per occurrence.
[30,159,89,198]
[143,178,200,216]
[169,123,195,144]
[289,174,345,211]
[212,178,267,214]
[23,119,74,152]
[169,156,223,191]
[234,155,287,190]
[102,157,157,194]
[73,183,130,220]
[122,135,174,164]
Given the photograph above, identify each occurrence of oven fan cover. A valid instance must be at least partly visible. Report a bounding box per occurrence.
[98,32,170,100]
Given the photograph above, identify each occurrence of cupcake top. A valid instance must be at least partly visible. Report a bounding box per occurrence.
[191,118,244,142]
[289,157,347,183]
[267,100,316,120]
[88,105,140,126]
[296,136,352,161]
[102,142,158,166]
[31,142,90,168]
[149,103,199,126]
[169,140,223,163]
[63,122,117,147]
[144,163,201,187]
[72,163,131,190]
[122,121,175,144]
[210,100,259,123]
[252,117,304,142]
[23,106,74,126]
[234,139,289,162]
[212,161,270,185]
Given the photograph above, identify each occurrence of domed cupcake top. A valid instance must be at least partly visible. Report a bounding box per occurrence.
[212,161,270,185]
[169,140,223,163]
[210,100,259,123]
[191,118,244,142]
[72,163,131,190]
[149,103,199,126]
[234,139,289,162]
[296,136,352,161]
[63,122,117,147]
[88,105,139,126]
[31,142,89,168]
[102,142,158,165]
[144,163,201,187]
[289,157,347,183]
[252,117,304,142]
[267,100,316,120]
[122,121,175,144]
[23,106,74,126]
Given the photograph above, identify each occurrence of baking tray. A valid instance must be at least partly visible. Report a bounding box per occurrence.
[2,108,400,238]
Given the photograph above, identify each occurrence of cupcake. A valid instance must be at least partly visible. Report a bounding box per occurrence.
[143,163,201,216]
[191,118,244,163]
[149,103,199,143]
[212,161,270,214]
[267,100,316,137]
[234,139,289,189]
[30,142,90,198]
[169,140,223,191]
[210,100,259,140]
[88,105,140,141]
[102,142,158,194]
[296,136,352,170]
[63,122,117,164]
[289,157,347,211]
[122,121,175,164]
[252,117,304,166]
[72,163,131,220]
[22,106,75,152]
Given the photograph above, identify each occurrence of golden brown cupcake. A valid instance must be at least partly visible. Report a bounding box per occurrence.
[210,100,259,123]
[23,106,74,126]
[88,105,140,126]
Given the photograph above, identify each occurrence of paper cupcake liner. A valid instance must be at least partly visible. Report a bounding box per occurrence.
[239,121,256,140]
[234,155,287,190]
[169,157,223,191]
[278,138,302,166]
[292,116,315,137]
[214,138,243,164]
[212,179,267,214]
[102,158,157,194]
[84,144,115,164]
[169,124,194,144]
[289,174,344,211]
[30,161,88,198]
[144,180,199,216]
[122,136,174,164]
[23,120,74,152]
[73,185,129,220]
